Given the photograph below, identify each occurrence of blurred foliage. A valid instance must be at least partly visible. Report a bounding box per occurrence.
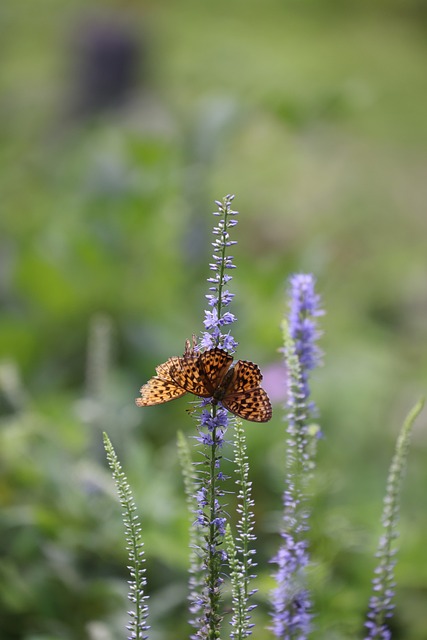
[1,0,427,639]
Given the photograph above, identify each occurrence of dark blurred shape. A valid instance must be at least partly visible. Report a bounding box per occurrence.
[67,12,144,120]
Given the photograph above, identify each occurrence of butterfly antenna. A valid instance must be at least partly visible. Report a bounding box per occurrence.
[184,335,199,358]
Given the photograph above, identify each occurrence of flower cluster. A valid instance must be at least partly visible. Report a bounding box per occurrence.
[200,194,239,353]
[287,273,323,401]
[271,274,323,639]
[195,405,229,447]
[271,533,312,638]
[190,195,241,639]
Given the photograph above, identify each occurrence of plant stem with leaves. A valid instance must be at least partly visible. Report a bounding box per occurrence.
[189,195,239,638]
[226,419,257,639]
[364,398,424,640]
[271,274,323,639]
[104,433,149,640]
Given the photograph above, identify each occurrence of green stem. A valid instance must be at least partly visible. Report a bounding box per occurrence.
[215,200,230,347]
[372,397,424,633]
[206,403,221,638]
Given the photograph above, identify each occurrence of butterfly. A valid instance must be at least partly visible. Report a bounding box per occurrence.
[136,341,272,423]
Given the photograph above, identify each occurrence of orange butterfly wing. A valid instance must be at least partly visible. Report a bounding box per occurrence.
[198,348,234,393]
[136,356,187,406]
[222,387,272,422]
[221,359,272,423]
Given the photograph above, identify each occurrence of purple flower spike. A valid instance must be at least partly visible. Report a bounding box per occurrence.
[270,274,323,639]
[200,194,238,354]
[287,273,324,401]
[190,195,240,638]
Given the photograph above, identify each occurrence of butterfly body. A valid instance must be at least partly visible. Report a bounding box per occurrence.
[212,367,235,403]
[136,345,272,423]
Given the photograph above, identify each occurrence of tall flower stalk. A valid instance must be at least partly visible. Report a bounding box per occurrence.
[271,274,323,639]
[226,419,257,638]
[177,431,205,629]
[200,195,238,353]
[190,195,239,638]
[104,433,150,640]
[287,274,323,405]
[364,398,424,640]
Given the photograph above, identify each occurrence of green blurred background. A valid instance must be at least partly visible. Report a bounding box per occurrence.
[1,1,427,638]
